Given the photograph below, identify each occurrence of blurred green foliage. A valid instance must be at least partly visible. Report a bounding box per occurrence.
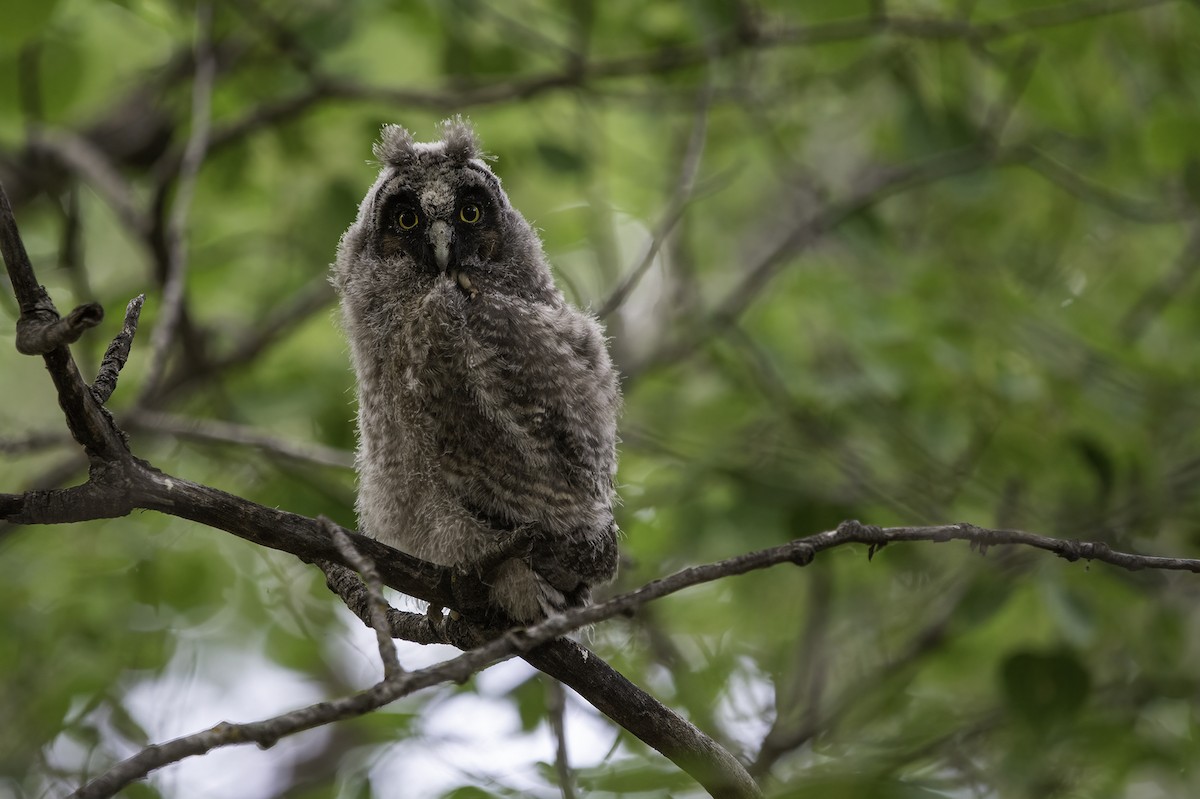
[3,0,1200,796]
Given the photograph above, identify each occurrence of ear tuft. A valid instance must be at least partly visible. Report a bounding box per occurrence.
[439,115,481,163]
[373,124,416,166]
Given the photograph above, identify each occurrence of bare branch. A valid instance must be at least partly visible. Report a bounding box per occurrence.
[91,295,145,405]
[138,2,218,404]
[546,678,576,799]
[0,183,129,460]
[312,544,758,797]
[631,143,1009,376]
[0,430,72,454]
[14,300,104,355]
[318,558,479,647]
[326,518,403,681]
[8,432,1200,799]
[525,520,1200,640]
[1022,147,1188,223]
[27,129,148,237]
[151,276,334,404]
[72,674,405,799]
[1120,221,1200,342]
[125,410,353,470]
[598,87,711,319]
[74,593,759,798]
[189,0,1179,161]
[73,524,779,799]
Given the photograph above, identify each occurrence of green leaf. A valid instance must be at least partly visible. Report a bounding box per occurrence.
[1000,648,1091,728]
[0,0,62,47]
[512,676,545,732]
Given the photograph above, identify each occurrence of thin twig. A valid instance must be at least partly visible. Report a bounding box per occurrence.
[538,519,1200,637]
[598,85,711,319]
[0,430,73,454]
[14,301,105,356]
[1022,147,1187,224]
[91,295,145,405]
[151,276,334,403]
[325,518,403,680]
[190,0,1179,163]
[318,558,479,647]
[137,2,217,404]
[27,129,148,236]
[546,678,576,799]
[125,410,353,469]
[1119,222,1200,342]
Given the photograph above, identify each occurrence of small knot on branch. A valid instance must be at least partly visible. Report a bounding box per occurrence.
[1063,539,1112,564]
[788,542,815,566]
[836,519,887,559]
[15,301,104,354]
[956,522,999,555]
[210,721,244,744]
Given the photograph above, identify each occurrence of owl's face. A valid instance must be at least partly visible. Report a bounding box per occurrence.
[336,119,554,304]
[371,146,506,277]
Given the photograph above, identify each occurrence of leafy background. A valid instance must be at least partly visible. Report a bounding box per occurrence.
[3,0,1200,796]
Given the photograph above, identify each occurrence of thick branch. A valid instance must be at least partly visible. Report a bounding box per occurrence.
[527,640,760,798]
[125,464,460,610]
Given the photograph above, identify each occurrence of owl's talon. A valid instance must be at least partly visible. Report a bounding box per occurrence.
[475,529,535,577]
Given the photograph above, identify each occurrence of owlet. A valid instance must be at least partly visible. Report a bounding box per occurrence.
[332,119,621,622]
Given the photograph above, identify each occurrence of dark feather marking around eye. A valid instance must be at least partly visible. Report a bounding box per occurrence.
[378,188,423,234]
[455,185,496,228]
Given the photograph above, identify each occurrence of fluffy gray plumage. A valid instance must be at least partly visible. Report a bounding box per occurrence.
[332,119,621,621]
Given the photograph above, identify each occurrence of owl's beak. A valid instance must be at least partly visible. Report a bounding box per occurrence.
[430,220,452,273]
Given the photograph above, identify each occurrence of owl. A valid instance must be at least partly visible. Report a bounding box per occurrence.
[332,119,621,622]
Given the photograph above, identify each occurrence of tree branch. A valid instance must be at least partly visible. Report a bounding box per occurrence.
[125,410,354,470]
[598,86,711,320]
[91,294,145,405]
[326,519,404,680]
[0,183,129,462]
[26,128,149,237]
[181,0,1179,167]
[137,2,217,405]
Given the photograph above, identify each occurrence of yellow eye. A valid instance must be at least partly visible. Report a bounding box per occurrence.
[459,203,482,224]
[397,210,420,230]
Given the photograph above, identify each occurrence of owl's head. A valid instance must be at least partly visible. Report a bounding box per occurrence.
[335,118,554,303]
